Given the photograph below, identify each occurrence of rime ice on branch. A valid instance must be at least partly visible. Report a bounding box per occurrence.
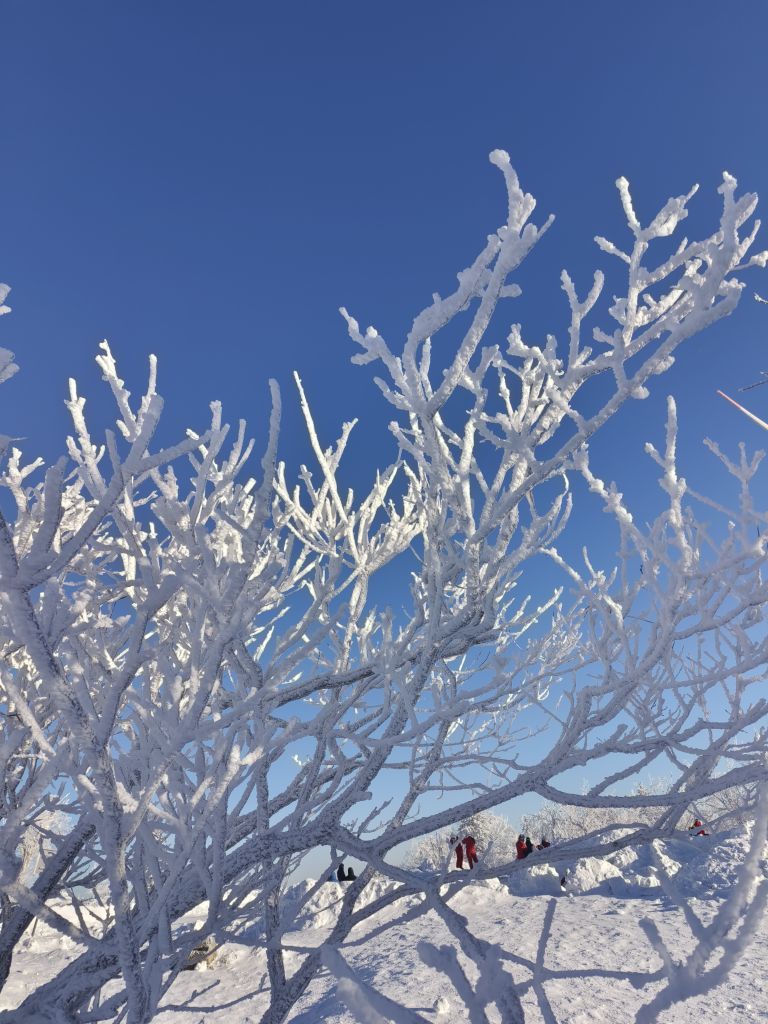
[0,153,766,1024]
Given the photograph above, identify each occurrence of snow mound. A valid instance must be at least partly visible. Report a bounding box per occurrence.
[16,898,111,952]
[503,828,757,900]
[508,862,563,896]
[657,829,760,900]
[467,875,509,893]
[282,875,416,932]
[285,880,348,929]
[281,873,509,931]
[565,856,626,896]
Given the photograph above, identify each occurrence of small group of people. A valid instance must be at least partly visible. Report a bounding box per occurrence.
[336,863,357,882]
[688,818,710,837]
[450,834,478,869]
[516,834,550,859]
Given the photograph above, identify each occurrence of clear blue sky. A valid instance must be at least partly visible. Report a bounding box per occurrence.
[2,1,768,853]
[2,1,767,497]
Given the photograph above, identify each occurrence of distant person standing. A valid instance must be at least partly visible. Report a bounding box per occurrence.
[516,834,528,860]
[463,835,478,869]
[337,863,347,881]
[450,834,465,869]
[346,866,357,881]
[525,836,534,856]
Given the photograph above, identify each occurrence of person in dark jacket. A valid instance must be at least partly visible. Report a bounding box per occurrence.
[455,840,465,869]
[346,866,357,881]
[525,837,534,856]
[337,863,347,882]
[516,835,528,859]
[537,838,551,850]
[463,835,478,869]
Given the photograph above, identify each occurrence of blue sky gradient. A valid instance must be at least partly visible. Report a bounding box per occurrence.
[2,2,768,860]
[2,2,767,493]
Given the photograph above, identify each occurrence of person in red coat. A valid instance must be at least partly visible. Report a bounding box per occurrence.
[463,835,478,869]
[516,834,528,859]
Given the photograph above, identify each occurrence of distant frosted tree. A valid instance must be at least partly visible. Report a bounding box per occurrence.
[404,829,454,873]
[1,153,767,1024]
[694,781,758,831]
[458,811,520,867]
[521,781,670,843]
[406,811,518,871]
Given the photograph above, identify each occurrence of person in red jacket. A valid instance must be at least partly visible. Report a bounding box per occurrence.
[463,835,478,869]
[688,818,710,836]
[516,834,528,859]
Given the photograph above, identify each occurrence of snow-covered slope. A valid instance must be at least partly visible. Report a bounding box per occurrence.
[2,830,765,1023]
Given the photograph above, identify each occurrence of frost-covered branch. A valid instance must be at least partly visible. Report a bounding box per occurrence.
[1,152,766,1023]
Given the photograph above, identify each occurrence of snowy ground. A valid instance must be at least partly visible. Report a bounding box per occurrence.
[2,831,766,1023]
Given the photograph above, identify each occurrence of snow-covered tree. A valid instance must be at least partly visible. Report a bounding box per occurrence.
[520,778,760,840]
[404,830,455,874]
[694,780,758,831]
[459,811,520,868]
[405,810,519,871]
[521,780,671,843]
[1,152,767,1024]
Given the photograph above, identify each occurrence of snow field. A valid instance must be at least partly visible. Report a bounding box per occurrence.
[1,830,765,1022]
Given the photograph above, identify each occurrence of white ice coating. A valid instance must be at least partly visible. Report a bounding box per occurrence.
[0,153,767,1023]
